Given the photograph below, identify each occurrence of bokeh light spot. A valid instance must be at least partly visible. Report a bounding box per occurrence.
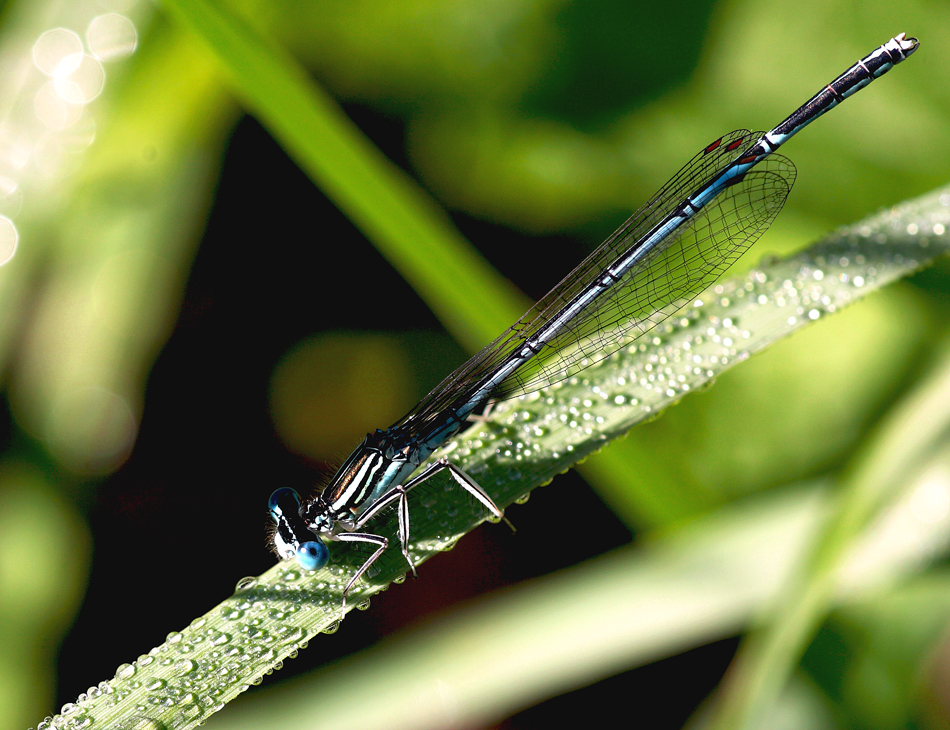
[46,386,137,475]
[911,476,950,525]
[34,81,83,130]
[87,14,137,61]
[0,217,18,265]
[60,112,97,152]
[0,177,24,219]
[3,137,32,170]
[54,54,105,104]
[270,334,416,459]
[32,28,83,77]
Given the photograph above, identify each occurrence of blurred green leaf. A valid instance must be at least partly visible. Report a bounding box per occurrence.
[708,333,950,729]
[804,571,950,729]
[0,464,89,729]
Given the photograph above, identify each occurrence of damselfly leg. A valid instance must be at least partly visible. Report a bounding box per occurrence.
[348,457,505,577]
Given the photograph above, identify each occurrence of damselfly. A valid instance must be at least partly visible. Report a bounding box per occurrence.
[268,34,918,606]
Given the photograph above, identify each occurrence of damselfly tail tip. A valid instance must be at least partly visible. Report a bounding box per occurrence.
[894,32,919,56]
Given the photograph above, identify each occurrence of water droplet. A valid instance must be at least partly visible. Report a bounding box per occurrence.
[176,702,203,722]
[118,718,165,730]
[115,663,135,680]
[174,659,196,676]
[66,714,92,730]
[235,576,257,591]
[209,631,230,646]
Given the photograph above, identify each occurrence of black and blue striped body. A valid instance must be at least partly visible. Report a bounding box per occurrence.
[269,33,918,593]
[306,399,482,528]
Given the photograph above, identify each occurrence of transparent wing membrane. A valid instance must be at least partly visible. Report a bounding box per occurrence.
[396,134,795,434]
[494,153,796,397]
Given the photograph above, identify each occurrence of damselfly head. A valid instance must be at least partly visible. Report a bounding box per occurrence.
[266,488,312,554]
[268,488,331,570]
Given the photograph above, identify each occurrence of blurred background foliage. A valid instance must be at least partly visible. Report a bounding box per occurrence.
[1,0,949,728]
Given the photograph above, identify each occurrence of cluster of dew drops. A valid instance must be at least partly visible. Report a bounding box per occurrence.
[32,567,372,730]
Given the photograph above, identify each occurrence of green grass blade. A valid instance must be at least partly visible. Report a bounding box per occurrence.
[35,182,950,730]
[706,317,950,730]
[160,0,528,351]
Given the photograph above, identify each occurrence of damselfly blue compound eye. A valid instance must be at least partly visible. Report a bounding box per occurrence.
[268,487,300,519]
[297,541,330,571]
